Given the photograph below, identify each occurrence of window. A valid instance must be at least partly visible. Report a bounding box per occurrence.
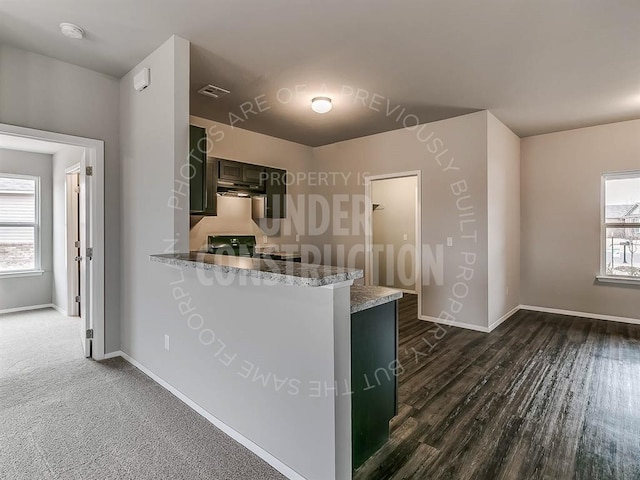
[603,172,640,279]
[0,174,40,274]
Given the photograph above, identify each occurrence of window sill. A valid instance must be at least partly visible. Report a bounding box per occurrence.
[0,270,44,279]
[596,275,640,286]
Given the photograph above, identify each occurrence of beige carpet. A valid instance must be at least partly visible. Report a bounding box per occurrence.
[0,308,285,480]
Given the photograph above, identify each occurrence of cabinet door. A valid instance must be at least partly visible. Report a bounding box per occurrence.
[351,301,398,470]
[264,167,287,218]
[189,125,206,214]
[203,157,217,216]
[218,159,244,182]
[243,164,265,185]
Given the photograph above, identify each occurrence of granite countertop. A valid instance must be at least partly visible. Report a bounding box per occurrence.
[150,252,363,287]
[350,285,403,314]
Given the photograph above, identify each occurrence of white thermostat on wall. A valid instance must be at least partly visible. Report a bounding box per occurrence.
[133,67,150,91]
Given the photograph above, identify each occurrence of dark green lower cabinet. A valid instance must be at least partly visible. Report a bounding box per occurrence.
[351,301,398,471]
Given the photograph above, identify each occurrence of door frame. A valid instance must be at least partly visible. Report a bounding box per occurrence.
[364,171,422,298]
[0,123,106,360]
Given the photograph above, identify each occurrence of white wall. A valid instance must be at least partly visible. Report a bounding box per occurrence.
[521,119,640,320]
[312,112,490,329]
[487,113,521,326]
[188,116,316,252]
[0,148,53,310]
[0,45,121,352]
[120,35,190,357]
[52,146,84,313]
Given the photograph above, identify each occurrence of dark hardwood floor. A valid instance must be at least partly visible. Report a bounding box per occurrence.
[354,295,640,480]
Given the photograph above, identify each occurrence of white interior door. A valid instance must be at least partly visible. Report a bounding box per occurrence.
[78,151,91,357]
[66,172,80,317]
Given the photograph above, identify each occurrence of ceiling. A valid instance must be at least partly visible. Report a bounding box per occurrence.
[1,0,639,146]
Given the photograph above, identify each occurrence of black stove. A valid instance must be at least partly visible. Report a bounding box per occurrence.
[207,235,256,257]
[207,235,302,262]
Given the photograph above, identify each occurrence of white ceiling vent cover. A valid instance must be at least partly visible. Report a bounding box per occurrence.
[198,84,231,98]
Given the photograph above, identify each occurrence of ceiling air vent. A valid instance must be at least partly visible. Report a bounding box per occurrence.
[197,84,231,98]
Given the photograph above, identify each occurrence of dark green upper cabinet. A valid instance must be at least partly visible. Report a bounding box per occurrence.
[264,167,286,218]
[218,159,244,183]
[243,163,265,185]
[219,159,265,190]
[203,157,217,216]
[189,125,205,214]
[189,125,216,216]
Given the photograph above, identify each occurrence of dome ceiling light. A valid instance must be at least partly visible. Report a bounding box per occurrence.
[311,96,332,114]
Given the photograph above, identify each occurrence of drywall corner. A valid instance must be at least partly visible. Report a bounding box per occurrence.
[487,112,521,325]
[119,35,191,354]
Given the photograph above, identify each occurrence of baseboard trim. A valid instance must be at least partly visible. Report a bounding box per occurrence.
[519,305,640,326]
[488,305,521,332]
[419,305,521,334]
[108,351,305,480]
[51,304,68,316]
[418,314,490,333]
[0,303,54,315]
[102,350,123,360]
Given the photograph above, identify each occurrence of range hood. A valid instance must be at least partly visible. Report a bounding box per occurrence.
[217,180,265,197]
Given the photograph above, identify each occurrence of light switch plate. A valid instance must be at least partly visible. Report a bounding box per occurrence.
[447,237,454,247]
[164,334,170,351]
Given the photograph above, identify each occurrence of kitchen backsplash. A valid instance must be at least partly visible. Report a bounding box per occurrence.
[189,196,274,251]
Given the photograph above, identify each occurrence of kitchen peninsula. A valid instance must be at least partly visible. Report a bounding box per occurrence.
[149,252,401,480]
[151,252,354,286]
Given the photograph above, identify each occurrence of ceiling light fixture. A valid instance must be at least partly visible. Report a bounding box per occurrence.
[311,96,332,114]
[60,23,85,39]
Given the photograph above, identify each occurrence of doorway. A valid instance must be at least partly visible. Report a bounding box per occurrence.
[0,123,105,360]
[365,172,421,295]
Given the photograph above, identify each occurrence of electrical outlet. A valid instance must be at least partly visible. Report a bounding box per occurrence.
[263,236,268,243]
[296,234,300,242]
[164,334,170,351]
[447,237,454,247]
[403,233,408,241]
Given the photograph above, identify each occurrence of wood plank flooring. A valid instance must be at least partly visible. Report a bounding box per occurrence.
[354,295,640,480]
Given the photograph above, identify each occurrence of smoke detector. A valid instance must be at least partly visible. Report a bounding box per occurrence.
[198,84,231,98]
[60,23,85,40]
